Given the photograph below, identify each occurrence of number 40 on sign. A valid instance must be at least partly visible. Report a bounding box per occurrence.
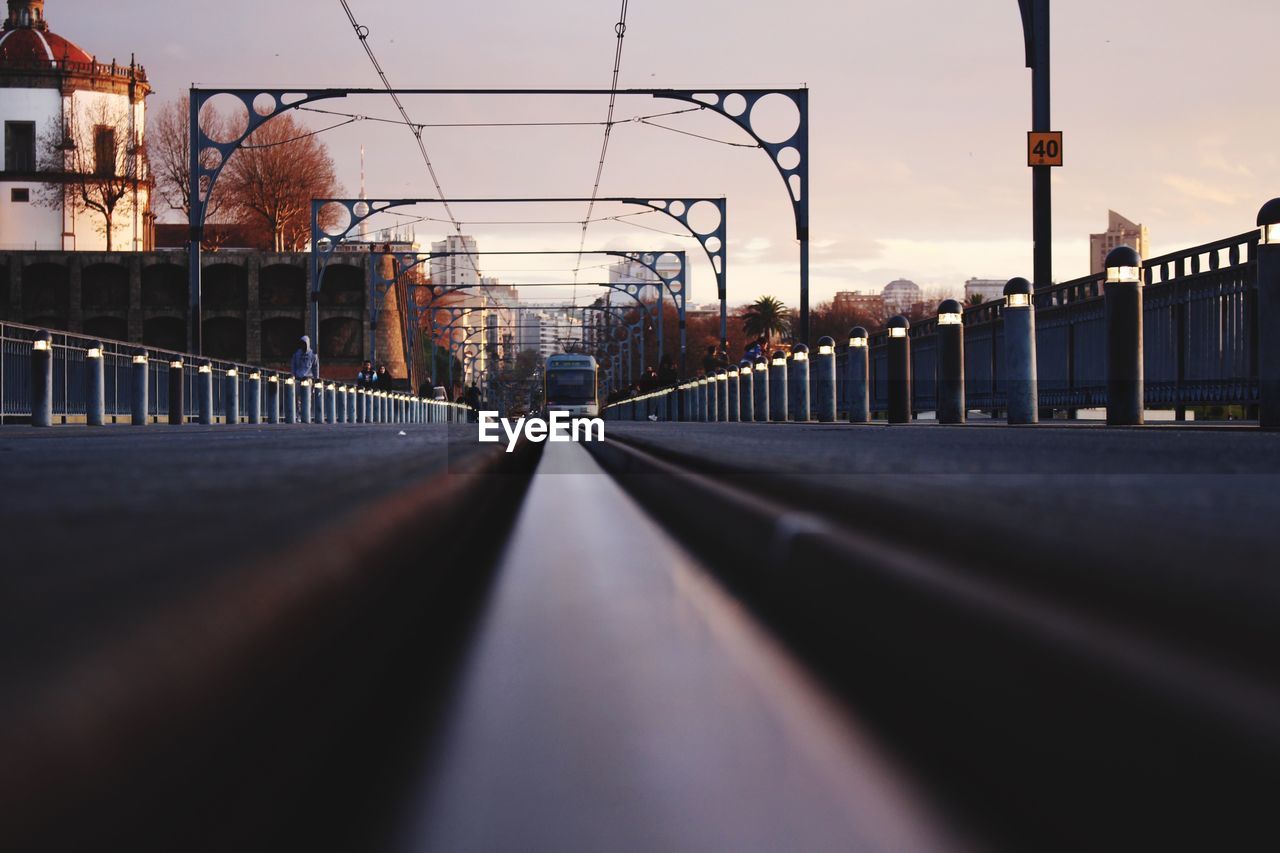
[1028,131,1063,167]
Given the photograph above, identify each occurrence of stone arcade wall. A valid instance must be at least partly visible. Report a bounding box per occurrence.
[0,250,389,380]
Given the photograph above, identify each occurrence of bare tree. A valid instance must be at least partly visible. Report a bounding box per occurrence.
[148,95,230,226]
[220,114,342,252]
[37,98,148,251]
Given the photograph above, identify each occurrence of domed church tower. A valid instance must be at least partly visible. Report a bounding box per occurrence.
[0,0,151,250]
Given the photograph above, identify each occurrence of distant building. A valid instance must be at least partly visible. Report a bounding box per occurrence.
[519,308,582,359]
[881,279,921,315]
[832,290,886,321]
[1090,211,1150,275]
[609,255,686,303]
[963,278,1007,305]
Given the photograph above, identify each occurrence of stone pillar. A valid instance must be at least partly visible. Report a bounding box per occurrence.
[372,255,408,382]
[67,253,82,332]
[128,254,144,343]
[246,253,263,364]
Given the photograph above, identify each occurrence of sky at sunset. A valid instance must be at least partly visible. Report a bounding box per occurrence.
[55,0,1280,309]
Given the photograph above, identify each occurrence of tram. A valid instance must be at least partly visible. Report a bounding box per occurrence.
[543,353,600,418]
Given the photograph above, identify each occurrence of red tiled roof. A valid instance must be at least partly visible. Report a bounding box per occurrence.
[0,26,91,66]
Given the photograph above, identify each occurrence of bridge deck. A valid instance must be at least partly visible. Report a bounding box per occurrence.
[392,441,959,852]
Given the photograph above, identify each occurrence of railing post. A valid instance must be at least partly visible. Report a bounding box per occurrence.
[283,377,297,424]
[937,300,966,425]
[715,369,729,422]
[224,368,239,425]
[300,379,313,423]
[753,356,769,422]
[168,358,184,425]
[1003,278,1039,425]
[813,337,836,422]
[791,344,812,422]
[1104,246,1144,426]
[248,370,262,424]
[847,327,870,424]
[768,350,788,422]
[726,365,739,422]
[198,361,214,425]
[887,316,912,424]
[85,340,105,427]
[266,375,280,424]
[1257,199,1280,429]
[31,331,53,427]
[737,361,754,423]
[131,349,149,426]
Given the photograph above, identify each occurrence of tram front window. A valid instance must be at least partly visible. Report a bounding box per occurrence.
[547,370,595,405]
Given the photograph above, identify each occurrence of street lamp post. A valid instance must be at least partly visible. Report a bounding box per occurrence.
[1019,0,1053,292]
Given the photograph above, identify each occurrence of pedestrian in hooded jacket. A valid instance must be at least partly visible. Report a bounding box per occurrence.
[291,336,319,382]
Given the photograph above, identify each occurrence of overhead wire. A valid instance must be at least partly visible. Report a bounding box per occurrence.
[572,0,631,303]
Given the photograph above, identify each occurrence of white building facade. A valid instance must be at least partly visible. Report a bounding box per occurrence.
[0,0,151,251]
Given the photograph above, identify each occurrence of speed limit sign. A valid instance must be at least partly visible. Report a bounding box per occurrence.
[1028,131,1063,167]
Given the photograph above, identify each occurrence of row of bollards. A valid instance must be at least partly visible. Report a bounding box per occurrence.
[27,337,470,428]
[607,249,1149,427]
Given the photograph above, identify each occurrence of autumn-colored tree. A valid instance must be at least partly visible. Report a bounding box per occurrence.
[219,114,342,251]
[149,95,229,223]
[37,98,148,251]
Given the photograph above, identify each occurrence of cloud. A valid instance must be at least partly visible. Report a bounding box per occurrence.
[1161,175,1241,206]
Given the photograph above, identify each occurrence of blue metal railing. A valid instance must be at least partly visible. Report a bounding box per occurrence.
[1,320,472,425]
[605,228,1264,422]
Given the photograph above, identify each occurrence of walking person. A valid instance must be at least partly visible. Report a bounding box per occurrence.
[291,336,320,420]
[357,359,377,388]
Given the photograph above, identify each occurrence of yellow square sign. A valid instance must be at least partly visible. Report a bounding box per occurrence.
[1028,131,1063,167]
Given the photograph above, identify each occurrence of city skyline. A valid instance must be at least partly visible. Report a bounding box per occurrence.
[16,0,1278,310]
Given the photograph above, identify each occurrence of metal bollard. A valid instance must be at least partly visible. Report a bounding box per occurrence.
[753,356,769,422]
[936,299,966,425]
[737,360,754,422]
[813,337,837,423]
[248,371,262,424]
[768,350,788,422]
[1104,245,1144,426]
[284,377,297,424]
[1003,278,1039,425]
[224,368,240,424]
[715,369,729,422]
[347,387,357,423]
[85,340,105,426]
[198,361,214,425]
[326,383,337,424]
[131,349,149,426]
[313,383,325,424]
[266,375,280,424]
[300,379,313,423]
[691,378,703,422]
[30,330,53,427]
[336,386,347,424]
[887,316,912,424]
[791,344,811,422]
[847,327,870,424]
[1257,199,1280,429]
[726,366,739,422]
[168,359,185,425]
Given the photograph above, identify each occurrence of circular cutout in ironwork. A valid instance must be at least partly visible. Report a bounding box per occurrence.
[317,201,353,238]
[252,93,278,117]
[669,201,686,217]
[200,93,249,144]
[686,201,722,236]
[749,92,801,144]
[353,200,370,218]
[776,146,801,171]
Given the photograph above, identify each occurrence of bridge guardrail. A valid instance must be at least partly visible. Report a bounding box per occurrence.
[2,320,472,426]
[606,225,1266,424]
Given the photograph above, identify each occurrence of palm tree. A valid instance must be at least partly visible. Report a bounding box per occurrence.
[741,296,792,344]
[966,292,986,307]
